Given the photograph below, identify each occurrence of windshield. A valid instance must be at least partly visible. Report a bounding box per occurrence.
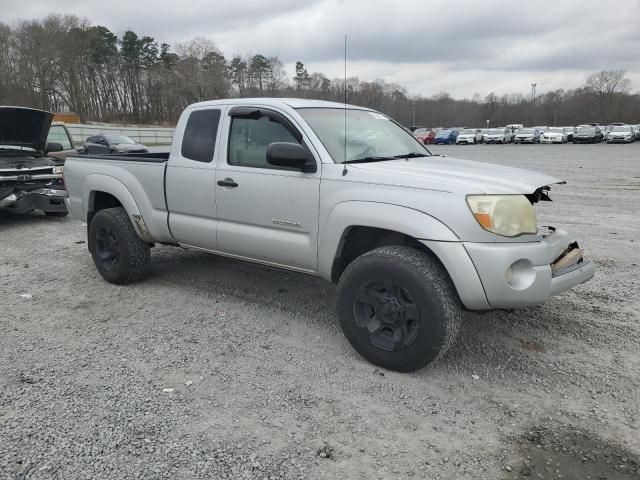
[436,130,451,136]
[548,128,562,133]
[519,129,534,134]
[413,128,428,135]
[104,134,136,144]
[487,129,503,134]
[580,127,596,133]
[297,108,429,163]
[612,126,632,132]
[460,129,475,134]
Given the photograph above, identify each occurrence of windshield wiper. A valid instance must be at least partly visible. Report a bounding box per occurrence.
[343,152,429,164]
[393,152,429,159]
[342,156,397,164]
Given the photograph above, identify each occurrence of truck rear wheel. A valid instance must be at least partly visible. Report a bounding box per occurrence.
[88,207,150,284]
[336,246,462,372]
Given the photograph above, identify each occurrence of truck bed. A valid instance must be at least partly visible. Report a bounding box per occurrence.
[64,152,173,243]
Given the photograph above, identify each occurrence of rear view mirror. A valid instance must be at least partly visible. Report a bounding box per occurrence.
[46,142,63,153]
[266,142,316,172]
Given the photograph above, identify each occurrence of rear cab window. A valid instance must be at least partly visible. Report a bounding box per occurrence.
[181,109,221,162]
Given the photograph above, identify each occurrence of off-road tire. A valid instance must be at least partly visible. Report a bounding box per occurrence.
[45,211,69,217]
[336,246,462,372]
[88,207,150,284]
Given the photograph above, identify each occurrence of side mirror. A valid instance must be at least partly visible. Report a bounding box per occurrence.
[46,142,64,153]
[266,142,316,172]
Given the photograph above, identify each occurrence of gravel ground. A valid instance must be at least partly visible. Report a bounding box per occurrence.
[1,143,639,479]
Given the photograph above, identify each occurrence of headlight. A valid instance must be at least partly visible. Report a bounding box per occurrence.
[52,166,64,174]
[466,195,537,237]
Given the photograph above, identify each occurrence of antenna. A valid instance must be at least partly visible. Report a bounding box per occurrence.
[342,34,348,176]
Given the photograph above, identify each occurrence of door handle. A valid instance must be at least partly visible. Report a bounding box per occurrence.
[217,178,238,188]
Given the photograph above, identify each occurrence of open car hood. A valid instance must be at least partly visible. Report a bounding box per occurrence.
[0,106,54,153]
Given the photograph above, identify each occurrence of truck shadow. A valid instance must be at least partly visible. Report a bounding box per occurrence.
[150,246,608,382]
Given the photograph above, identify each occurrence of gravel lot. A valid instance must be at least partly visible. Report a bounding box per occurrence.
[1,143,639,479]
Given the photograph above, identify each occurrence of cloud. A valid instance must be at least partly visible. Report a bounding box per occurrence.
[2,0,639,97]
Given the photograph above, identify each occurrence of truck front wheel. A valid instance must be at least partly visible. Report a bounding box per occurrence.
[88,207,150,284]
[337,246,462,372]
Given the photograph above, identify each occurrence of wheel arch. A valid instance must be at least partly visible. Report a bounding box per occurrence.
[318,201,459,283]
[84,175,154,243]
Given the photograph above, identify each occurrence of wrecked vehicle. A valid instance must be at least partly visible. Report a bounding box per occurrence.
[0,107,68,217]
[64,98,595,372]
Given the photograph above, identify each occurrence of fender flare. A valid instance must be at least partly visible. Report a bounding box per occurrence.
[83,174,154,242]
[317,201,459,280]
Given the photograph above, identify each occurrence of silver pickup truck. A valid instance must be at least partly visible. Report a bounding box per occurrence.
[64,98,595,372]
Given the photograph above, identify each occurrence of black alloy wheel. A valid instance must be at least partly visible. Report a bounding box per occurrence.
[95,225,120,272]
[353,279,421,352]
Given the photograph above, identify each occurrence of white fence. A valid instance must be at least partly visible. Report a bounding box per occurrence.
[66,123,175,146]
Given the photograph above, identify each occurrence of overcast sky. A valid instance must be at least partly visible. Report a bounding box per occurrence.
[3,0,640,98]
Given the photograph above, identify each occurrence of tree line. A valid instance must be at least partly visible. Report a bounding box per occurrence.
[1,14,638,127]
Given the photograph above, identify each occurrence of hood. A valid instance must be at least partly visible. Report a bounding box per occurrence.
[349,156,562,195]
[0,106,54,152]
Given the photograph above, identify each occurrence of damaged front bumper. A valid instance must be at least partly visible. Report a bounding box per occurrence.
[462,228,595,309]
[0,186,68,214]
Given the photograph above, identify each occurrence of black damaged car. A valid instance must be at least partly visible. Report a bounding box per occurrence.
[0,106,68,216]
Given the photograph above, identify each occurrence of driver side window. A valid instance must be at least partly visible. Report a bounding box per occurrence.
[228,116,300,169]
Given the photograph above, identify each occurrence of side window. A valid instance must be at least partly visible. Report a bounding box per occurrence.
[181,109,221,163]
[47,126,73,149]
[228,115,301,169]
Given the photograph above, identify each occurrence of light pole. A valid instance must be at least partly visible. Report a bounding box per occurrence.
[531,83,537,104]
[412,102,416,126]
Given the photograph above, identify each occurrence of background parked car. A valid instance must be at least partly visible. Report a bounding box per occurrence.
[83,134,148,154]
[573,126,604,143]
[455,128,483,144]
[483,128,513,144]
[607,125,635,143]
[45,122,77,161]
[434,129,458,145]
[513,128,542,144]
[562,127,576,142]
[412,127,436,144]
[540,127,568,144]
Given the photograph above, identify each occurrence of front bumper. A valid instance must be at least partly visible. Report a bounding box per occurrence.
[422,229,595,310]
[541,136,563,143]
[515,137,535,143]
[608,137,633,143]
[0,188,68,214]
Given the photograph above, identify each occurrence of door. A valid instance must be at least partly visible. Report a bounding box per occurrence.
[165,107,223,249]
[215,107,321,272]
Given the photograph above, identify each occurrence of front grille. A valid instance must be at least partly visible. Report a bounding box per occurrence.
[0,167,54,177]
